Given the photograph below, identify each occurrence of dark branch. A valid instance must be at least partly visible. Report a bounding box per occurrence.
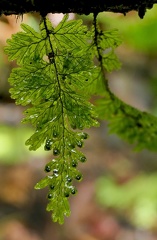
[0,0,156,17]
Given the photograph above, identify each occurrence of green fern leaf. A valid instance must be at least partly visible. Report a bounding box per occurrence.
[5,14,99,224]
[102,50,121,72]
[98,29,122,50]
[7,11,156,224]
[5,24,45,65]
[92,27,122,73]
[54,15,89,49]
[96,92,157,151]
[91,18,157,151]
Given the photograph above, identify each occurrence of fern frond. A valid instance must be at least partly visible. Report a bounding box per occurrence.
[97,91,157,151]
[91,15,157,151]
[92,19,122,73]
[6,11,157,224]
[5,14,99,223]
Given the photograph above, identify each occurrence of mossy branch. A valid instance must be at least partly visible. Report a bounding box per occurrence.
[0,0,156,17]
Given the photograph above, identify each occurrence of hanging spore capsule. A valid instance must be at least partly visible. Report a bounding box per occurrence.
[53,148,60,156]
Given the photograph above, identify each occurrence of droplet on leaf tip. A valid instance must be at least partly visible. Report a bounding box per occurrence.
[80,156,87,163]
[53,131,58,138]
[82,132,88,139]
[49,185,55,190]
[68,143,75,149]
[53,148,60,156]
[53,169,59,175]
[44,139,52,151]
[71,187,77,195]
[75,174,82,181]
[71,160,78,168]
[44,145,51,151]
[77,141,83,148]
[64,192,70,198]
[66,176,72,183]
[45,165,51,172]
[47,193,53,199]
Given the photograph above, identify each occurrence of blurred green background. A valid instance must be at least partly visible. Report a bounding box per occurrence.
[1,6,157,240]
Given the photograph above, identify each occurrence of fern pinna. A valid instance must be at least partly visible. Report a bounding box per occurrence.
[5,14,157,223]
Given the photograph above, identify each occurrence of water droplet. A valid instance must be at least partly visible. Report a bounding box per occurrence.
[53,169,59,177]
[77,141,83,148]
[71,160,77,168]
[75,174,82,181]
[80,156,87,163]
[53,131,58,138]
[49,185,55,190]
[81,132,88,139]
[53,169,58,174]
[47,193,53,199]
[45,165,51,172]
[68,143,75,149]
[44,139,52,151]
[53,148,60,156]
[66,176,72,183]
[64,191,70,198]
[44,144,51,151]
[71,187,77,195]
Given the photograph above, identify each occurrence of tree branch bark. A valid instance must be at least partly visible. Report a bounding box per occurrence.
[0,0,156,17]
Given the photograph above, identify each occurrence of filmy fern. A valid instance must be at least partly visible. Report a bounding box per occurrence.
[4,13,157,223]
[5,14,100,224]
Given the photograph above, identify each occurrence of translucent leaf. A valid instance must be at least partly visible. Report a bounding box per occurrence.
[5,24,45,65]
[99,29,122,49]
[5,15,99,224]
[40,17,54,38]
[47,196,71,224]
[92,27,122,73]
[102,50,121,72]
[54,14,88,50]
[34,176,51,189]
[96,92,157,151]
